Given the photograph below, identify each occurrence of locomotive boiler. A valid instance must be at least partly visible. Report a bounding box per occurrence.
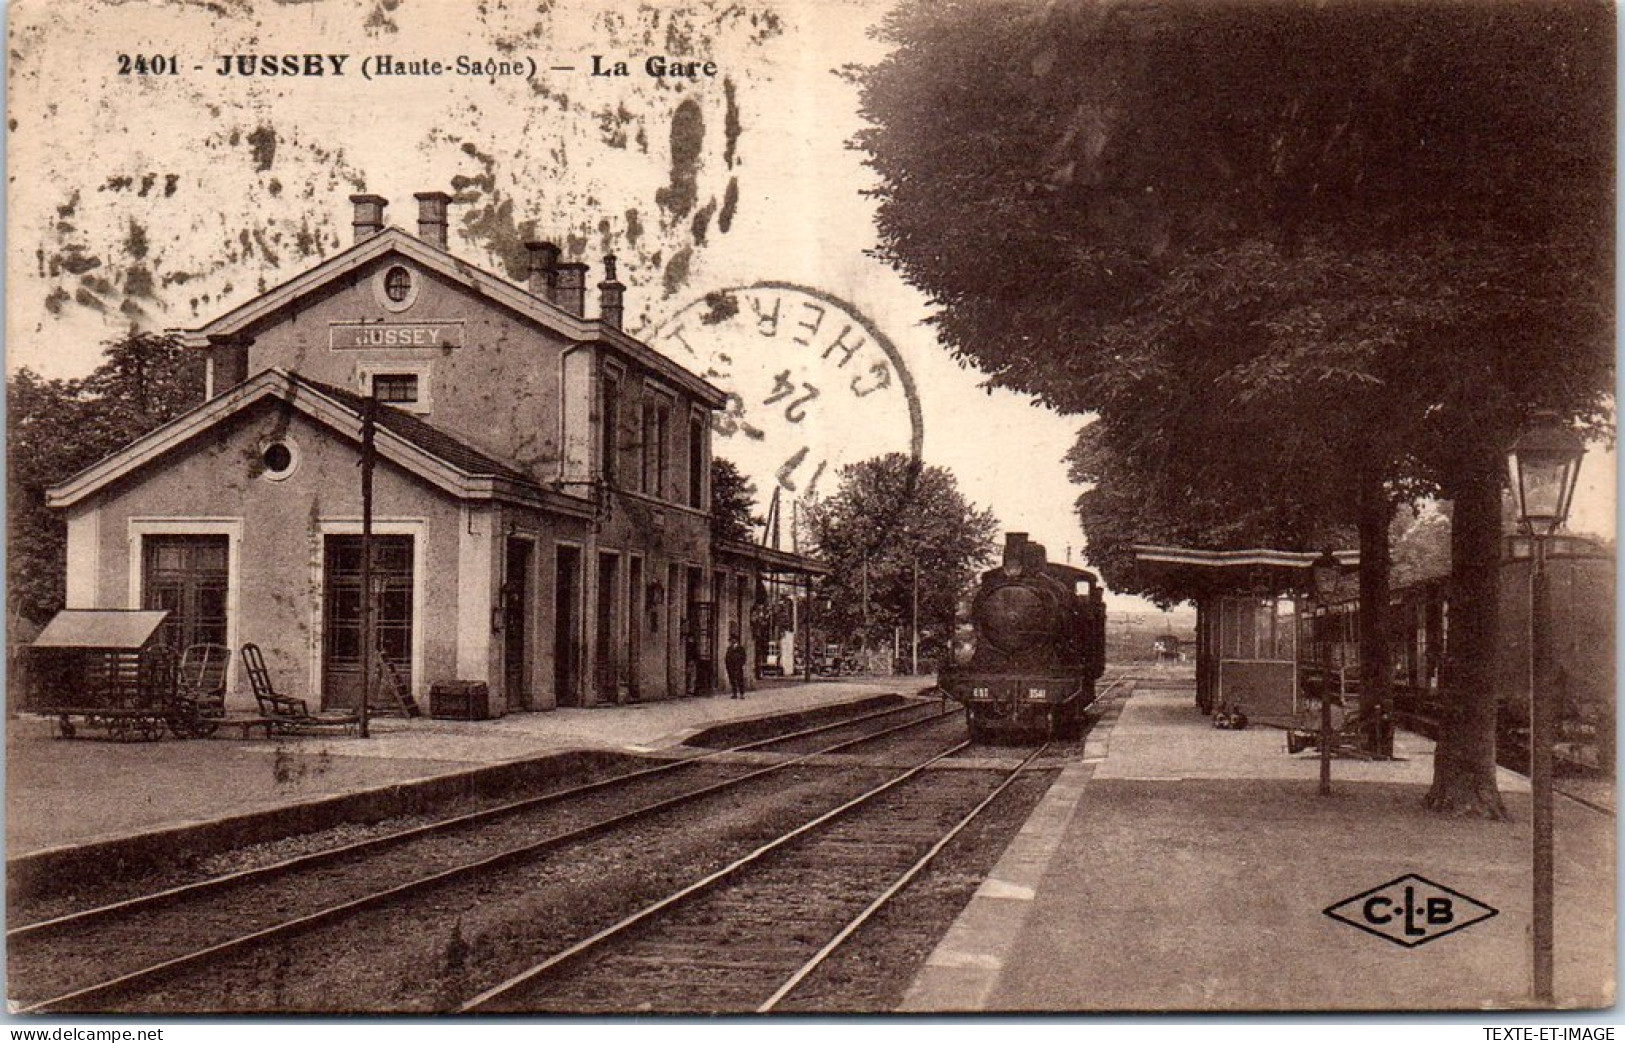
[943,533,1107,741]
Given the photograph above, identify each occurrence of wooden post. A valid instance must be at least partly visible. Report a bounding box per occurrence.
[359,395,376,739]
[911,554,920,676]
[803,573,814,684]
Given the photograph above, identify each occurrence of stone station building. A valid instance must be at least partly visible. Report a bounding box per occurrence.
[47,192,814,715]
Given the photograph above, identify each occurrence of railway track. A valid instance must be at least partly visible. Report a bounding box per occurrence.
[460,743,1051,1014]
[9,697,961,1013]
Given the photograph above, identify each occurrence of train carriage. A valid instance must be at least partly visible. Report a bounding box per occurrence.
[943,533,1107,742]
[1299,534,1613,773]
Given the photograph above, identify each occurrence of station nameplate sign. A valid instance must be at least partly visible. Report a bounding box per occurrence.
[330,322,464,349]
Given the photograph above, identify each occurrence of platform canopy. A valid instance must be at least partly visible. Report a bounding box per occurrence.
[32,610,169,651]
[714,539,829,577]
[1132,545,1358,598]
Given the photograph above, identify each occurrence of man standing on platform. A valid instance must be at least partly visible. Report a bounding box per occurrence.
[725,633,748,700]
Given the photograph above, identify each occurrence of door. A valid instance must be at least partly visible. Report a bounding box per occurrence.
[627,557,643,702]
[503,538,532,709]
[595,553,620,703]
[142,535,229,652]
[555,545,582,707]
[322,535,413,711]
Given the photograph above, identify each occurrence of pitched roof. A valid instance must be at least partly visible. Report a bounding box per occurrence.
[47,368,593,518]
[170,226,727,408]
[295,375,530,484]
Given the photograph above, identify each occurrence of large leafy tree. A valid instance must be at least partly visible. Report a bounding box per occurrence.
[8,332,207,629]
[859,0,1613,816]
[803,454,999,662]
[710,457,764,544]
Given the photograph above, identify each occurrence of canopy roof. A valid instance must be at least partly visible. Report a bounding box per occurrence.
[1132,545,1359,598]
[33,610,169,650]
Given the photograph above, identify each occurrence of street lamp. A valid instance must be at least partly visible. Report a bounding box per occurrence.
[1507,412,1586,1005]
[1310,550,1341,796]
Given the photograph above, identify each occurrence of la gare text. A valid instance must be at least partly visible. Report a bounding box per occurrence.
[117,53,717,81]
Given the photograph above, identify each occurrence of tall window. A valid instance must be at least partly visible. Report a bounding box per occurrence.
[688,415,705,507]
[641,399,669,498]
[142,535,229,651]
[601,370,621,486]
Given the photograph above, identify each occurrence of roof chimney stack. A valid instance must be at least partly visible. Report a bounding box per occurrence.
[555,261,589,317]
[524,241,561,301]
[414,190,452,249]
[350,193,388,242]
[598,254,626,329]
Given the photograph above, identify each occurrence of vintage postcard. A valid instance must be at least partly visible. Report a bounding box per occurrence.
[5,0,1615,1021]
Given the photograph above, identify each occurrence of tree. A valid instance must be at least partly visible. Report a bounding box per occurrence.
[859,0,1613,816]
[803,454,999,663]
[709,457,763,544]
[7,332,206,628]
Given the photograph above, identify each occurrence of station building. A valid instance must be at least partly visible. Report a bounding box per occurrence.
[47,192,815,714]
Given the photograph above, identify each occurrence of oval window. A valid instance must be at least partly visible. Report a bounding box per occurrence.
[384,266,412,303]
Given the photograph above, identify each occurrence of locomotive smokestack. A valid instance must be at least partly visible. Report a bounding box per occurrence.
[1003,533,1028,570]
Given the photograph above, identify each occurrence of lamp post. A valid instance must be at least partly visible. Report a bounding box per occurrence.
[1507,413,1586,1005]
[1310,549,1342,796]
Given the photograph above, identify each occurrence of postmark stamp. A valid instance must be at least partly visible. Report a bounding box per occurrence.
[652,282,924,546]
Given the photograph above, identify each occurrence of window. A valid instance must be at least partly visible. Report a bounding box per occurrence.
[375,264,421,312]
[357,365,432,414]
[260,439,298,481]
[688,415,705,507]
[641,398,670,498]
[371,373,419,404]
[142,535,230,652]
[601,370,621,485]
[384,266,412,302]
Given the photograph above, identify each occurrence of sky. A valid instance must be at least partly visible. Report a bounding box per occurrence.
[4,0,1614,612]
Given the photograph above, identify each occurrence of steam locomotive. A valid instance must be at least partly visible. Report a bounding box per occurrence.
[942,533,1108,742]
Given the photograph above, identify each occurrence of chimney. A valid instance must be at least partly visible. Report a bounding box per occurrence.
[524,241,561,300]
[555,261,589,317]
[414,190,451,249]
[350,193,388,242]
[1003,532,1029,570]
[598,254,626,329]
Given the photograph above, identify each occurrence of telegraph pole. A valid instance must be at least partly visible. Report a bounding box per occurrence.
[910,554,920,675]
[359,395,376,739]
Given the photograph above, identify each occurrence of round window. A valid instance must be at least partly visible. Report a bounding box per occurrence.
[384,266,412,302]
[260,440,298,481]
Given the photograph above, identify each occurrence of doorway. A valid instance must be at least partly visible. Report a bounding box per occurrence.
[554,545,582,707]
[503,538,532,709]
[321,534,414,711]
[627,557,643,702]
[596,553,621,703]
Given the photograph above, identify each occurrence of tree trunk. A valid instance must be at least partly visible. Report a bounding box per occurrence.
[1357,475,1394,757]
[1423,443,1509,818]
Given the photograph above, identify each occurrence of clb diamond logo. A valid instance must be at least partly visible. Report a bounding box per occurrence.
[1324,874,1498,948]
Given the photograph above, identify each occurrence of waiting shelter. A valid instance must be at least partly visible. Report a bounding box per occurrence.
[1132,545,1358,723]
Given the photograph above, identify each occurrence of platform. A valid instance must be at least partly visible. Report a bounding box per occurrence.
[5,677,914,858]
[902,680,1615,1012]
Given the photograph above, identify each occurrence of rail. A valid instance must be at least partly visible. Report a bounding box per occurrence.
[458,737,1043,1012]
[13,699,958,1013]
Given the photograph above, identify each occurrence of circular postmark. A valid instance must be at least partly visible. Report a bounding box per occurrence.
[651,283,923,520]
